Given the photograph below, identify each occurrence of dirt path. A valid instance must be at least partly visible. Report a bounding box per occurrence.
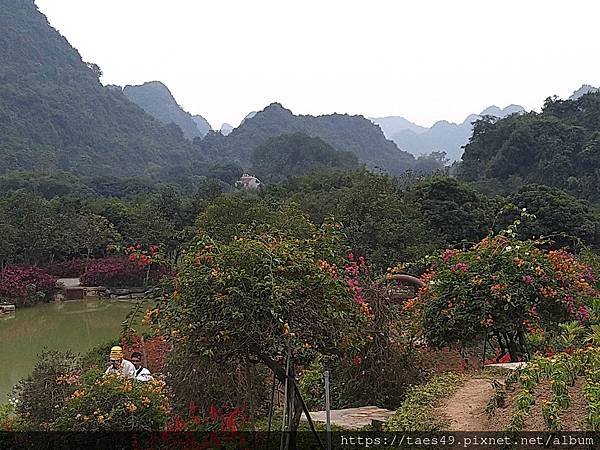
[437,378,498,431]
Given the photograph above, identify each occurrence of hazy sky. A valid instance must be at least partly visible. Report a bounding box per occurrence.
[36,0,600,129]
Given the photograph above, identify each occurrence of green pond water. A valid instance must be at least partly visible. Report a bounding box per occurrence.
[0,300,132,402]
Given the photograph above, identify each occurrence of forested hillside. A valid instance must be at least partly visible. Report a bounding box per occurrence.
[458,92,600,202]
[251,133,360,182]
[0,0,199,176]
[197,103,418,175]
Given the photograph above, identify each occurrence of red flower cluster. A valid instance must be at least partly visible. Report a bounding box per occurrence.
[166,401,246,432]
[126,244,159,268]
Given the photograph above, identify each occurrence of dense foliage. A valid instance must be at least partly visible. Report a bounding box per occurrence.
[153,222,367,367]
[252,133,359,182]
[265,169,440,269]
[497,185,600,249]
[197,103,420,175]
[13,351,80,429]
[459,93,600,203]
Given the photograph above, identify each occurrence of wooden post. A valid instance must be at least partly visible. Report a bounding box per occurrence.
[280,352,291,450]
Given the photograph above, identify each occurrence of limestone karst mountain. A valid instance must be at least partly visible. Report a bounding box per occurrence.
[0,0,199,176]
[123,81,211,140]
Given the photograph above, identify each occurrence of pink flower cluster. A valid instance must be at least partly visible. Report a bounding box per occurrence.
[46,259,88,278]
[80,257,170,288]
[0,266,57,306]
[577,306,590,324]
[450,262,469,273]
[442,249,457,262]
[345,252,367,305]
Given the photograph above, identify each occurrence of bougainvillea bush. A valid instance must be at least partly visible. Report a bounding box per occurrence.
[54,370,171,431]
[80,257,169,288]
[0,266,57,307]
[151,220,369,436]
[419,233,597,360]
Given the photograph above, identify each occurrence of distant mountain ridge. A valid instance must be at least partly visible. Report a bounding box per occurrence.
[371,105,526,161]
[196,103,417,174]
[569,84,599,101]
[123,81,211,140]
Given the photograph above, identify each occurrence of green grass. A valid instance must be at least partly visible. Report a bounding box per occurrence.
[384,373,465,431]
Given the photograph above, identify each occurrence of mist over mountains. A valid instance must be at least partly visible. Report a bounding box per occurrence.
[371,105,526,161]
[3,0,600,184]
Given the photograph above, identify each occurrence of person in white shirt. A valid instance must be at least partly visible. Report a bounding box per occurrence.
[130,351,154,382]
[105,346,136,379]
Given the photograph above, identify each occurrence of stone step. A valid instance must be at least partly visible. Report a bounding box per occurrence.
[301,406,395,430]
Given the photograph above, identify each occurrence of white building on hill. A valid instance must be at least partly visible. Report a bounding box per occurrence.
[236,174,262,190]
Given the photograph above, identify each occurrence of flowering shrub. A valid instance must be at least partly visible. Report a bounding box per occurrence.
[0,266,57,307]
[125,244,160,268]
[153,222,367,368]
[153,221,368,435]
[54,370,171,431]
[419,233,597,360]
[80,257,169,288]
[45,259,88,278]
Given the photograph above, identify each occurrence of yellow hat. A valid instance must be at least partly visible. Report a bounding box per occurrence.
[110,346,124,359]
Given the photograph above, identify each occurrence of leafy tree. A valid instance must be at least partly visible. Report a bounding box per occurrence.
[266,169,438,269]
[405,177,496,247]
[73,214,121,266]
[196,193,313,243]
[498,185,600,249]
[458,92,600,203]
[152,222,367,444]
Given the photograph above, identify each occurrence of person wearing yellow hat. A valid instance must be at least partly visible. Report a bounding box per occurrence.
[105,346,136,379]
